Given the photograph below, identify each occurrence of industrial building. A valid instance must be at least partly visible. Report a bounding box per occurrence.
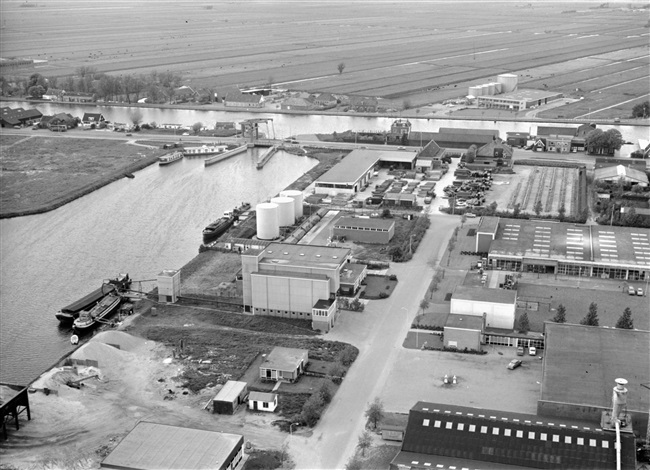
[476,217,650,280]
[259,346,308,382]
[240,243,351,331]
[101,422,244,470]
[390,401,636,470]
[477,89,564,111]
[333,216,395,244]
[314,149,417,196]
[339,263,368,296]
[451,285,516,330]
[212,380,248,415]
[443,314,485,351]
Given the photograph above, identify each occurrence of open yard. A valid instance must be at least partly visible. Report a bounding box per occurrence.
[2,1,648,118]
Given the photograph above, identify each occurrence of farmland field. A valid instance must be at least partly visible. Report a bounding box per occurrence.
[1,1,648,118]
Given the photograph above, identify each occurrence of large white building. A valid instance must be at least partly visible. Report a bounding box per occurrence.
[240,243,351,332]
[450,285,516,330]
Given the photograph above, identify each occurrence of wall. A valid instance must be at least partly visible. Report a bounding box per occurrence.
[450,299,514,330]
[332,226,391,244]
[476,232,494,252]
[251,274,329,316]
[444,327,481,351]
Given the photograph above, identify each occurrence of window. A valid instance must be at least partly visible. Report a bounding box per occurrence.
[529,432,535,439]
[589,439,597,447]
[516,430,523,438]
[446,422,453,429]
[457,423,465,431]
[469,425,476,432]
[492,428,499,435]
[480,426,488,434]
[577,437,584,445]
[540,433,547,441]
[602,441,609,449]
[504,429,511,437]
[262,402,268,408]
[552,435,560,442]
[423,419,430,426]
[565,436,572,444]
[434,420,441,428]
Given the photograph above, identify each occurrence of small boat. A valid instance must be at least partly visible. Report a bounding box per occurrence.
[158,151,184,166]
[72,293,123,334]
[124,172,135,179]
[183,144,228,157]
[55,274,131,324]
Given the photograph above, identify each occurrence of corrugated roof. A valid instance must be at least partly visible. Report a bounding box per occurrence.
[316,149,379,184]
[536,126,577,137]
[101,422,243,470]
[213,380,247,403]
[594,165,648,184]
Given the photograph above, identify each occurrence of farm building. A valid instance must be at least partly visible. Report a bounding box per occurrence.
[467,138,513,169]
[450,286,516,330]
[333,216,395,244]
[212,380,248,415]
[281,96,314,110]
[390,401,636,470]
[506,132,530,148]
[476,216,650,280]
[173,85,197,102]
[224,92,263,108]
[594,165,648,187]
[260,346,308,382]
[338,263,368,296]
[539,323,649,444]
[413,128,498,150]
[314,93,337,107]
[240,243,350,328]
[443,313,485,351]
[100,422,244,470]
[248,391,278,412]
[477,89,563,111]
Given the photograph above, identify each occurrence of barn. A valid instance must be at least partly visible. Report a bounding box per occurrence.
[212,381,248,415]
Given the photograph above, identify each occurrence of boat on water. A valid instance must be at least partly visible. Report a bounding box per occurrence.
[202,202,251,244]
[72,293,123,334]
[158,151,184,166]
[183,144,228,157]
[55,274,131,324]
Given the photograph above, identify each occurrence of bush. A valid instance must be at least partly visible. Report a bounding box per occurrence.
[379,292,388,299]
[338,345,359,366]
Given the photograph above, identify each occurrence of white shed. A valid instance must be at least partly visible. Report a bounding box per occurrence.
[248,391,278,412]
[450,286,516,330]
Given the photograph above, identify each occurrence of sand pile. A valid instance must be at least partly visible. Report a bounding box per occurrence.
[92,330,148,352]
[71,340,135,367]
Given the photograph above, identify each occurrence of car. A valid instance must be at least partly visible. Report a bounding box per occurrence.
[398,146,406,150]
[638,287,644,296]
[529,346,536,356]
[516,346,524,356]
[628,286,636,295]
[424,196,433,204]
[125,133,132,136]
[182,132,190,136]
[508,359,522,370]
[465,213,477,218]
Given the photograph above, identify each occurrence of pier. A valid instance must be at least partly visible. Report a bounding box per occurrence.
[204,145,247,167]
[256,145,279,169]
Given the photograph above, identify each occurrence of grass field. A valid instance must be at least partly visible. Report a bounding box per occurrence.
[2,1,648,118]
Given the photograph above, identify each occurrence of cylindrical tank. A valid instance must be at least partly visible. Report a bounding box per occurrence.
[270,196,294,226]
[487,83,496,95]
[469,85,482,97]
[498,74,518,93]
[280,189,304,218]
[256,203,279,240]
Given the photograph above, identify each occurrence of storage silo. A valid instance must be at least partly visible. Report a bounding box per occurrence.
[256,203,279,240]
[487,83,496,95]
[497,74,518,93]
[280,190,304,218]
[468,86,482,97]
[270,196,295,226]
[494,82,503,94]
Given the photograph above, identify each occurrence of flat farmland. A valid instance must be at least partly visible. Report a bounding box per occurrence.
[1,1,648,117]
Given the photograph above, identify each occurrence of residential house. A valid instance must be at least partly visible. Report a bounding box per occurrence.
[42,88,65,101]
[82,113,106,126]
[281,96,314,111]
[0,107,42,127]
[415,140,446,171]
[224,92,264,108]
[349,96,378,112]
[259,347,308,382]
[469,138,513,168]
[248,391,278,412]
[42,113,77,130]
[314,92,337,108]
[65,92,95,103]
[173,85,197,103]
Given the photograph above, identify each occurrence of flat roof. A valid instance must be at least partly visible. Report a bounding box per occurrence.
[339,263,367,284]
[488,218,650,269]
[477,215,499,235]
[213,380,247,403]
[101,422,243,470]
[316,150,379,184]
[480,89,563,102]
[445,314,484,330]
[452,285,517,304]
[334,216,394,230]
[256,243,350,269]
[263,346,308,371]
[542,323,650,413]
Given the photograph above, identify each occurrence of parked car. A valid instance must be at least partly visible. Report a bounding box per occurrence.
[628,286,636,295]
[424,196,433,204]
[516,346,524,356]
[529,346,536,356]
[638,287,644,296]
[465,213,477,218]
[508,359,522,370]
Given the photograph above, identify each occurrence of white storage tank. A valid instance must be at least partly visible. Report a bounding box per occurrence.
[487,83,496,95]
[468,86,482,97]
[280,190,304,218]
[494,82,503,94]
[256,203,279,240]
[497,74,518,93]
[270,196,295,226]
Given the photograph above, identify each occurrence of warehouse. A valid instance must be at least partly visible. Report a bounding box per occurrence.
[450,285,516,330]
[333,216,395,244]
[212,380,248,415]
[101,422,244,470]
[476,217,650,280]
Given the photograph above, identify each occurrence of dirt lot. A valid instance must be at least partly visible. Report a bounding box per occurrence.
[0,134,165,217]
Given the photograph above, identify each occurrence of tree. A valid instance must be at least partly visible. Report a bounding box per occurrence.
[357,431,372,457]
[337,62,346,74]
[129,109,143,126]
[517,312,530,333]
[487,201,498,215]
[27,85,45,99]
[317,381,332,404]
[329,362,345,383]
[365,397,384,430]
[192,122,203,135]
[301,393,324,427]
[558,203,566,222]
[419,299,429,315]
[402,99,412,110]
[615,307,633,329]
[580,302,599,326]
[551,304,566,323]
[632,101,649,118]
[465,144,477,164]
[512,202,521,218]
[339,345,357,366]
[345,456,363,470]
[534,199,543,216]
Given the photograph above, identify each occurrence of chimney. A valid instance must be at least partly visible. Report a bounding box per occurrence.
[612,378,628,423]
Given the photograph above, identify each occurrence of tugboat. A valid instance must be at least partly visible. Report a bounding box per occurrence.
[158,150,184,166]
[72,293,123,334]
[55,274,131,324]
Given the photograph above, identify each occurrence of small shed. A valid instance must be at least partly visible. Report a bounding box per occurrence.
[248,391,278,412]
[212,380,248,415]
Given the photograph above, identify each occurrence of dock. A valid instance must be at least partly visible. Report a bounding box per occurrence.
[204,145,247,167]
[256,145,279,169]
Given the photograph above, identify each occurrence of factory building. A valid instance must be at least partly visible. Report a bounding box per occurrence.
[333,216,395,244]
[240,243,351,330]
[477,89,563,111]
[476,217,650,280]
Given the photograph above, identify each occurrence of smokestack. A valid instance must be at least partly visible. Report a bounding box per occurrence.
[611,378,628,423]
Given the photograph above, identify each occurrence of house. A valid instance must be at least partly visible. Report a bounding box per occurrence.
[281,97,314,111]
[259,346,308,382]
[224,92,264,108]
[506,132,529,148]
[470,138,513,168]
[594,164,648,187]
[349,96,378,112]
[212,381,248,415]
[42,88,65,101]
[248,391,278,412]
[173,85,197,102]
[100,422,244,470]
[0,107,42,127]
[390,119,412,138]
[82,113,106,126]
[314,92,337,107]
[65,92,95,103]
[42,113,77,130]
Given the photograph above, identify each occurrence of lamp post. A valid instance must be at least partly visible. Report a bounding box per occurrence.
[290,422,300,435]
